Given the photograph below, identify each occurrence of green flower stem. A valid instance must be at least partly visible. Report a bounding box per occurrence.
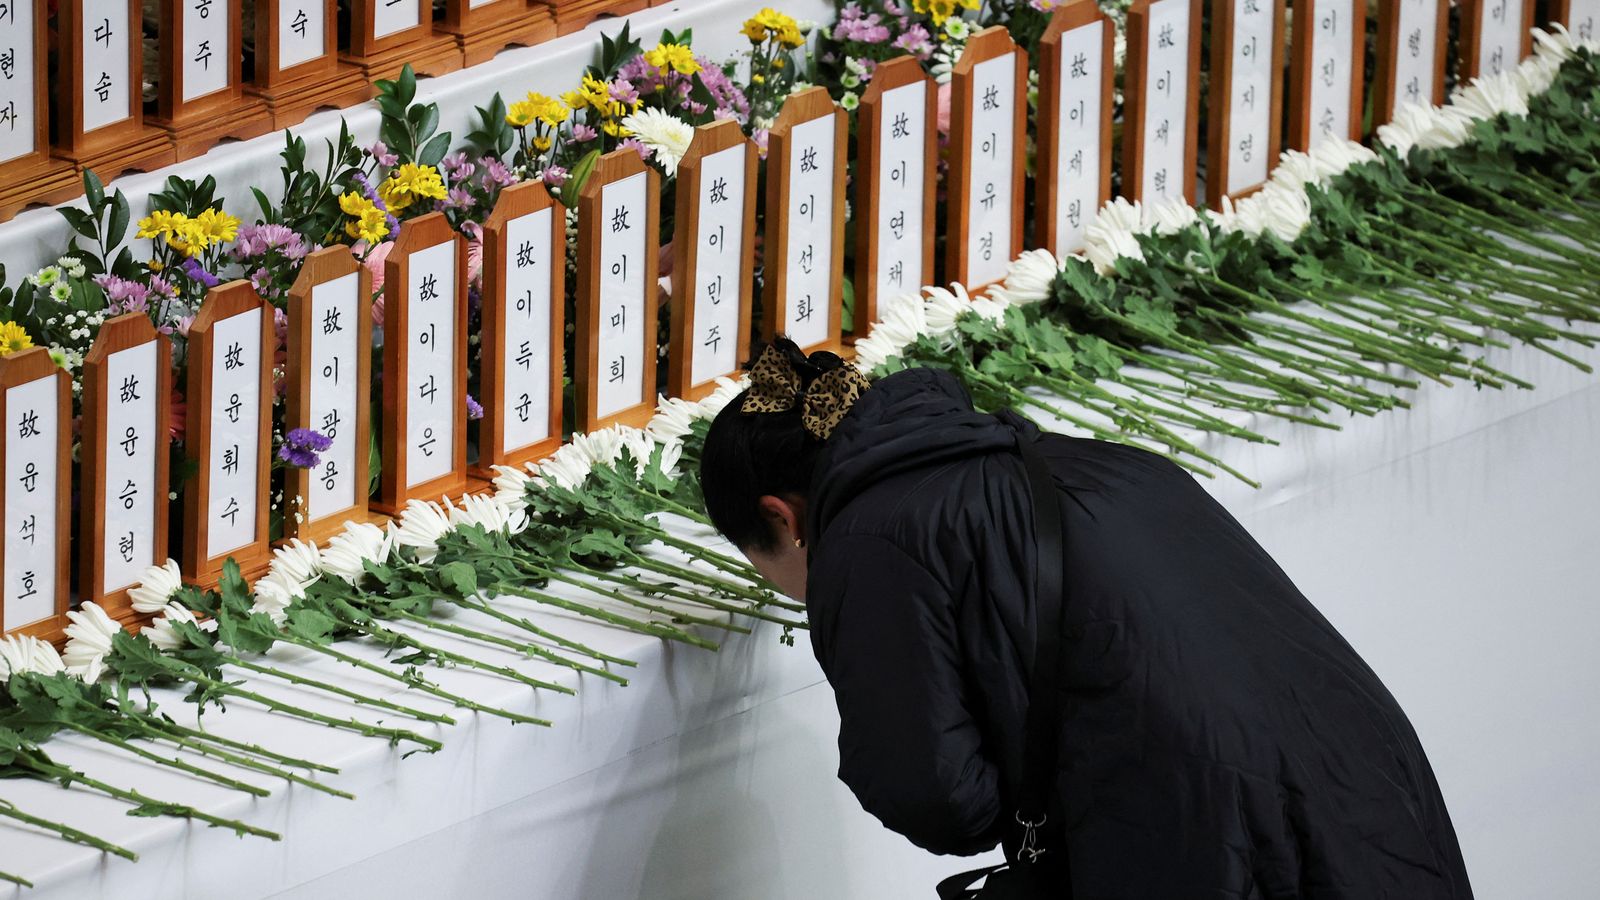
[380,606,594,693]
[426,603,631,684]
[593,470,715,527]
[351,608,573,701]
[1360,253,1595,346]
[620,552,803,614]
[65,724,271,797]
[0,798,138,861]
[123,718,353,800]
[23,749,280,840]
[1040,367,1273,443]
[177,668,443,751]
[1115,348,1340,426]
[529,564,752,634]
[271,632,560,724]
[991,379,1221,480]
[496,580,722,651]
[227,656,457,724]
[1396,194,1600,282]
[1192,307,1417,397]
[1434,180,1600,255]
[139,715,339,773]
[0,869,31,888]
[576,563,807,628]
[448,594,638,667]
[1376,219,1600,311]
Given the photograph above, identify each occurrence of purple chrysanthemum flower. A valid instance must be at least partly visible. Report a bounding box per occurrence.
[179,257,222,289]
[368,140,399,167]
[465,394,484,420]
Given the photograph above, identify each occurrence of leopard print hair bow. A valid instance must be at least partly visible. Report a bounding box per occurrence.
[740,344,871,440]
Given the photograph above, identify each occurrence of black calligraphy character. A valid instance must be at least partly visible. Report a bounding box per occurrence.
[224,341,244,370]
[704,325,723,354]
[1,49,15,82]
[609,357,625,383]
[195,0,213,18]
[420,273,439,302]
[119,374,141,403]
[119,478,138,510]
[119,531,136,563]
[887,260,904,287]
[1070,53,1089,79]
[225,392,242,424]
[515,393,532,423]
[322,306,342,334]
[419,374,438,404]
[292,8,309,38]
[223,443,239,475]
[95,18,114,46]
[95,72,114,103]
[121,426,139,457]
[516,339,533,370]
[17,408,38,439]
[19,515,35,546]
[611,206,631,233]
[516,240,534,268]
[1158,24,1175,48]
[18,570,36,599]
[322,409,341,439]
[982,85,1001,111]
[321,460,339,492]
[221,497,240,526]
[710,177,729,204]
[892,112,911,139]
[194,39,213,71]
[800,146,818,174]
[419,426,437,457]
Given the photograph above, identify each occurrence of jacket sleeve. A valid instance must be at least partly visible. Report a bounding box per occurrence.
[809,534,1003,856]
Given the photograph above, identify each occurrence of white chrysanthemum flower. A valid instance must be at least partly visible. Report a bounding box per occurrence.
[923,284,975,336]
[852,291,928,370]
[1376,102,1435,157]
[448,491,529,535]
[694,377,748,420]
[616,427,659,476]
[1305,139,1377,182]
[393,498,454,563]
[646,397,699,442]
[269,539,323,587]
[572,426,626,470]
[250,573,297,626]
[142,602,200,652]
[1084,197,1146,274]
[534,443,594,490]
[320,521,393,584]
[491,464,535,509]
[656,438,684,478]
[1452,74,1530,122]
[1143,198,1200,236]
[1414,105,1474,150]
[1511,51,1563,97]
[1268,149,1320,190]
[620,108,695,178]
[128,559,185,614]
[0,634,66,682]
[990,249,1060,306]
[63,601,122,682]
[1257,183,1313,243]
[1533,25,1579,61]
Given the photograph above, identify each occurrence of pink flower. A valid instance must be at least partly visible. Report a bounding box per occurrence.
[572,123,598,142]
[619,138,652,162]
[466,236,484,285]
[371,294,385,328]
[364,240,394,294]
[937,82,952,136]
[177,315,196,338]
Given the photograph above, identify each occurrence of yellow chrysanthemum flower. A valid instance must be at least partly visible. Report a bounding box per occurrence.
[379,163,447,213]
[562,89,588,111]
[506,100,537,128]
[529,92,570,128]
[345,207,390,244]
[914,0,969,25]
[166,219,213,258]
[533,135,554,152]
[645,43,701,76]
[136,209,185,240]
[196,208,239,244]
[0,321,34,355]
[741,20,768,42]
[339,191,375,218]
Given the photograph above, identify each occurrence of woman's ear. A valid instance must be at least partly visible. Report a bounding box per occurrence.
[756,494,808,547]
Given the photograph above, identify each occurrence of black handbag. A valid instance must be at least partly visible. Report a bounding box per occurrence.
[936,432,1069,900]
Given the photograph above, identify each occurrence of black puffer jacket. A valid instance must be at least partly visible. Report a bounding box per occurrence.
[805,367,1472,898]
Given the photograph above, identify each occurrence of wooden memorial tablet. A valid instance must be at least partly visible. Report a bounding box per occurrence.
[668,120,757,401]
[1373,0,1450,126]
[284,246,373,544]
[249,0,371,129]
[150,0,273,159]
[545,0,651,37]
[854,56,936,339]
[1037,0,1115,257]
[1288,0,1368,150]
[342,0,464,83]
[0,348,70,642]
[575,148,660,432]
[182,282,273,587]
[0,0,79,221]
[80,314,171,624]
[1206,0,1286,207]
[376,212,469,514]
[1123,0,1204,205]
[763,87,847,356]
[1551,0,1599,43]
[51,0,176,186]
[439,0,557,67]
[948,27,1028,288]
[1459,0,1535,80]
[475,181,565,477]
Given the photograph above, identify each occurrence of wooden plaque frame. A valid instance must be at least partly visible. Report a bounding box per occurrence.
[1122,0,1205,205]
[440,0,558,67]
[668,120,757,401]
[1288,0,1369,150]
[0,0,80,221]
[0,349,71,643]
[1036,1,1116,256]
[948,27,1029,288]
[249,0,372,129]
[854,56,937,340]
[151,0,273,159]
[545,0,651,37]
[284,246,374,544]
[1372,0,1450,127]
[182,282,274,587]
[80,314,171,624]
[377,213,470,514]
[477,180,566,477]
[762,87,848,357]
[1550,0,1598,38]
[343,0,464,82]
[1458,0,1536,81]
[51,0,177,185]
[1206,0,1288,207]
[575,148,661,433]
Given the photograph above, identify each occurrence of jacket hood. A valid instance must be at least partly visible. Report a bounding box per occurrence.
[809,367,1027,539]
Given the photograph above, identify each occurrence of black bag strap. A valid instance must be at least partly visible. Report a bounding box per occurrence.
[936,432,1068,899]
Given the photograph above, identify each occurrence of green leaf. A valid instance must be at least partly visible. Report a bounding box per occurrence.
[57,207,98,241]
[82,170,105,211]
[437,561,478,597]
[417,132,452,168]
